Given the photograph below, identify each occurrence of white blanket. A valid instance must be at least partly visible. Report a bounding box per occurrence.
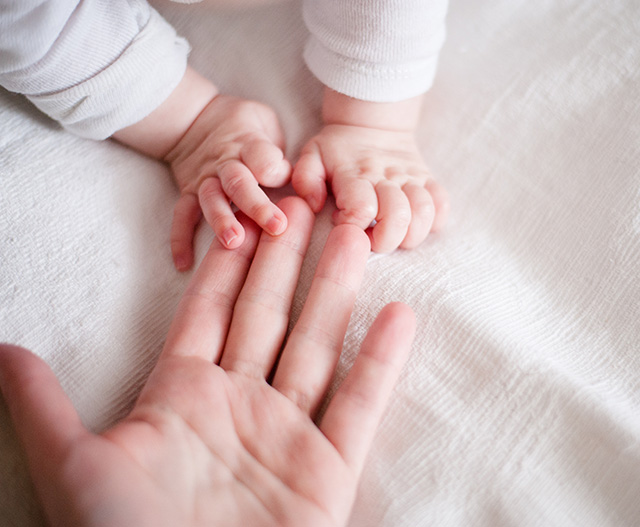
[2,1,639,525]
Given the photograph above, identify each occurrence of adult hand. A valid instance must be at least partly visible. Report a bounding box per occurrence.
[0,197,415,527]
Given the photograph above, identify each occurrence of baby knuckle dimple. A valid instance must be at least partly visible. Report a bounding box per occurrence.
[383,166,410,183]
[407,166,431,181]
[210,141,237,162]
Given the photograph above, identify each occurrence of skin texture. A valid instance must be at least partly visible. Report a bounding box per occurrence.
[113,68,449,269]
[0,197,416,527]
[113,67,291,271]
[293,88,450,253]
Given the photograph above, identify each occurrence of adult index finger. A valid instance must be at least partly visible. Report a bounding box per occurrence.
[161,213,261,363]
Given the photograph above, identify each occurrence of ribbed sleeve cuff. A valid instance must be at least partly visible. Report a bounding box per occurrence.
[27,9,189,140]
[303,34,441,103]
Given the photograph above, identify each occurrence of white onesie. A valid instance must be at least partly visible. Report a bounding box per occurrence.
[0,0,448,140]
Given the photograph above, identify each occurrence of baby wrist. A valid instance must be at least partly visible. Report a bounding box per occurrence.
[113,66,218,160]
[321,87,423,132]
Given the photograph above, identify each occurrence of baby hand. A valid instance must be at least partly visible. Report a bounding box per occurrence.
[166,95,291,270]
[293,123,449,253]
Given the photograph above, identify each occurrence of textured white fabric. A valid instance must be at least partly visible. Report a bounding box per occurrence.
[0,0,189,139]
[1,1,640,526]
[0,0,445,140]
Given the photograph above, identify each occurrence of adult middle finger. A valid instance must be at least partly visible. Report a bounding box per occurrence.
[219,196,315,378]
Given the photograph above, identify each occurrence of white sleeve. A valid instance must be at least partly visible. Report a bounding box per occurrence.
[0,0,189,139]
[302,0,448,102]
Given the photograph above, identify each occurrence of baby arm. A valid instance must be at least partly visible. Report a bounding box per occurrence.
[0,2,289,272]
[292,88,449,253]
[113,66,291,271]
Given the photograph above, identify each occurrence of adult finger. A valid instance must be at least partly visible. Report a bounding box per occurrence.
[332,174,378,230]
[369,181,411,253]
[399,182,435,249]
[198,177,245,249]
[161,214,261,363]
[219,197,314,378]
[218,160,288,236]
[320,302,415,474]
[170,193,202,271]
[292,143,327,213]
[0,344,87,483]
[272,224,370,416]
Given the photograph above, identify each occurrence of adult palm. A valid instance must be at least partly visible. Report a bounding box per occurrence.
[0,197,415,527]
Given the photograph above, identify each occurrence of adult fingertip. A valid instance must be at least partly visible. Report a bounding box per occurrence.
[0,342,28,355]
[0,344,25,387]
[367,303,416,367]
[0,345,40,400]
[330,223,371,255]
[379,302,416,335]
[277,195,315,222]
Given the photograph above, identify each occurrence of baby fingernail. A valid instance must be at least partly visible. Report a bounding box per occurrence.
[174,255,190,271]
[266,214,285,235]
[222,228,238,247]
[307,194,320,212]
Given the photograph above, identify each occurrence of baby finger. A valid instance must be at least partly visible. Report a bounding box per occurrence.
[400,183,435,249]
[198,176,245,249]
[370,181,411,253]
[424,178,450,232]
[292,144,327,213]
[332,174,378,229]
[170,193,202,271]
[218,160,288,237]
[240,139,291,187]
